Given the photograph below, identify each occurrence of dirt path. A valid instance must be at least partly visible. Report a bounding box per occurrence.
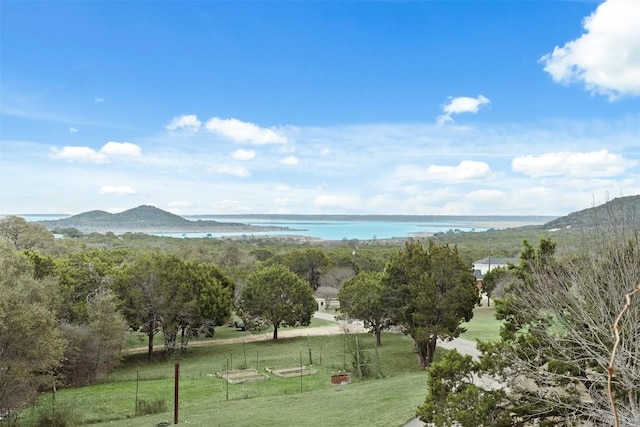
[124,314,367,355]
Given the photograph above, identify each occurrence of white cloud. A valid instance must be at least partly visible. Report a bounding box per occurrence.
[397,161,493,183]
[437,95,491,125]
[215,164,251,177]
[50,141,142,163]
[273,197,299,207]
[280,155,299,166]
[314,194,360,210]
[274,185,292,191]
[209,199,250,213]
[94,96,104,103]
[467,189,506,202]
[69,127,78,134]
[231,149,256,160]
[50,146,107,163]
[540,0,640,98]
[101,141,141,157]
[205,117,287,144]
[99,185,136,195]
[512,150,637,178]
[166,114,202,134]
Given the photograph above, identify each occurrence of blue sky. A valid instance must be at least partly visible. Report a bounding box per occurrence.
[1,0,638,216]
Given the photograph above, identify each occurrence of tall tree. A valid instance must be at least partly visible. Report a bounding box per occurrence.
[114,252,235,359]
[0,240,64,413]
[338,271,389,346]
[113,252,184,360]
[479,266,509,307]
[383,240,478,368]
[280,248,331,291]
[0,216,55,251]
[237,264,316,340]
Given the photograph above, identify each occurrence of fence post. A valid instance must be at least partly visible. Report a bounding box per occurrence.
[299,351,303,394]
[174,363,179,425]
[307,336,312,365]
[355,336,361,380]
[135,370,139,416]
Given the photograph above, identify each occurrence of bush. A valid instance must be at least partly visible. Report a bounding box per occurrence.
[35,405,78,427]
[136,398,167,416]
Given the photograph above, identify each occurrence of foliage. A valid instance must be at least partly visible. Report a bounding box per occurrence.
[0,239,65,413]
[424,217,640,426]
[0,215,55,251]
[338,271,389,346]
[417,350,510,427]
[58,290,129,386]
[480,265,510,307]
[237,264,316,339]
[34,404,79,427]
[276,248,331,291]
[113,252,235,360]
[53,249,130,323]
[383,239,478,368]
[135,398,167,415]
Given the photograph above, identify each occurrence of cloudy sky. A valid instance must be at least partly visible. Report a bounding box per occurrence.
[1,0,638,216]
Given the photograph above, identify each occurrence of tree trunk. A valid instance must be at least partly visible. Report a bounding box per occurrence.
[147,320,154,361]
[375,324,382,347]
[414,336,438,368]
[273,324,278,340]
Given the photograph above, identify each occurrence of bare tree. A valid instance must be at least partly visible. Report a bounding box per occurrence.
[421,209,640,426]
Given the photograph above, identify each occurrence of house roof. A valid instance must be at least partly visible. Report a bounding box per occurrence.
[472,257,519,266]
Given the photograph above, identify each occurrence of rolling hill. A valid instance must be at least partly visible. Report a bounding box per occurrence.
[541,195,640,230]
[35,205,289,233]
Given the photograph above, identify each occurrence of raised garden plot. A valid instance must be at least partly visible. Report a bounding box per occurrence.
[265,365,318,378]
[215,369,270,384]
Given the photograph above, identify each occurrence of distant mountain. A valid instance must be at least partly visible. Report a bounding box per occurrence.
[541,195,640,230]
[35,205,290,233]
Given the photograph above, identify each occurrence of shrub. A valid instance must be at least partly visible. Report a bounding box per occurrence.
[136,398,167,416]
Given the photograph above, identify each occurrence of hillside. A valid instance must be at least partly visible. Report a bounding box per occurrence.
[35,205,290,233]
[541,195,640,230]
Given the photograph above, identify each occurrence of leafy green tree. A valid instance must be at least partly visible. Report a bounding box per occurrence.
[114,252,184,360]
[176,260,235,351]
[279,248,331,291]
[237,264,316,339]
[53,249,130,322]
[480,266,509,307]
[417,350,510,427]
[114,252,235,359]
[338,271,389,346]
[0,240,65,413]
[383,240,478,368]
[0,215,55,251]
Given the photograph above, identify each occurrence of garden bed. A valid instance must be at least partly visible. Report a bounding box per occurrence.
[265,365,318,378]
[215,369,270,384]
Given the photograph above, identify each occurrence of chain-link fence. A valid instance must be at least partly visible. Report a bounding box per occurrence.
[7,333,383,426]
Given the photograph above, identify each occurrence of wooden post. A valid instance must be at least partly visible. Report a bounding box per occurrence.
[174,363,179,425]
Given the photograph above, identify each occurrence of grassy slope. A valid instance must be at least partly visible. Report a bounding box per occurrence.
[27,307,500,427]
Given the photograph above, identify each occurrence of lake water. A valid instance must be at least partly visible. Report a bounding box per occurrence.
[16,214,553,241]
[158,216,551,241]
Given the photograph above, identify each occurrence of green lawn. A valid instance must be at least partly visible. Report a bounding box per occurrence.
[460,303,502,342]
[20,307,500,427]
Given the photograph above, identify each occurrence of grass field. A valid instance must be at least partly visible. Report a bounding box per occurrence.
[17,306,500,427]
[460,302,503,342]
